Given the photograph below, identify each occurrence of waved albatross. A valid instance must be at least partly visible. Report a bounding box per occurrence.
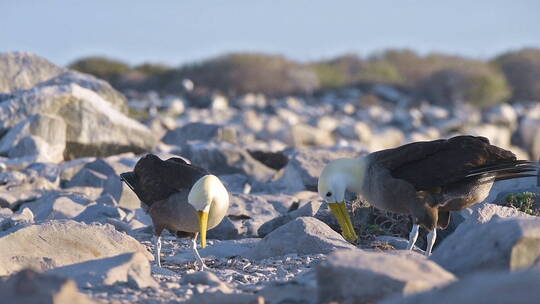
[318,135,539,255]
[120,154,229,269]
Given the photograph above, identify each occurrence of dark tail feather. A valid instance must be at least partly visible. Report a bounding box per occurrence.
[466,161,539,178]
[120,172,138,192]
[494,173,539,182]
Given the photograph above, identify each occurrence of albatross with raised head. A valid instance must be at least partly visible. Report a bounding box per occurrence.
[318,135,539,255]
[120,154,229,270]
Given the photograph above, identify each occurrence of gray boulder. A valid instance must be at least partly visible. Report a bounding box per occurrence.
[218,174,251,194]
[21,191,91,221]
[37,70,128,113]
[182,271,232,294]
[179,141,276,181]
[65,168,108,188]
[0,114,66,162]
[317,249,456,304]
[381,270,540,304]
[64,157,140,209]
[0,52,64,93]
[162,122,237,146]
[258,201,323,237]
[0,177,57,210]
[451,203,532,229]
[431,217,540,276]
[0,81,156,159]
[0,269,96,304]
[206,216,242,240]
[285,123,336,147]
[278,147,358,191]
[0,220,152,276]
[0,208,34,231]
[518,107,540,160]
[244,217,355,260]
[48,252,157,289]
[227,193,287,237]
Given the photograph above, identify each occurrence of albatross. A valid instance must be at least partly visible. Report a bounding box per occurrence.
[120,154,229,270]
[318,135,539,256]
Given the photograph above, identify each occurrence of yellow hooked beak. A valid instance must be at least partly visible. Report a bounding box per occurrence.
[328,201,358,242]
[197,211,209,248]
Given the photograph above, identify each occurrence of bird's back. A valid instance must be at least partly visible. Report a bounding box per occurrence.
[122,154,209,208]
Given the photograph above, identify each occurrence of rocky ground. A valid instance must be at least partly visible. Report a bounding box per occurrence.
[0,52,540,304]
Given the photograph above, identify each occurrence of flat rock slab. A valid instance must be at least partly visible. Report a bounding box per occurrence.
[0,220,152,276]
[48,252,158,289]
[244,217,356,260]
[431,217,540,276]
[0,269,96,304]
[381,270,540,304]
[258,200,323,237]
[167,238,260,264]
[317,249,456,304]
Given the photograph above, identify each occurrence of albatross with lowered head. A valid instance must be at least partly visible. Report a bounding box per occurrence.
[318,135,539,255]
[120,154,229,270]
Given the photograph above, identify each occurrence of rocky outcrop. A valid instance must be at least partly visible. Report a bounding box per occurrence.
[317,249,456,304]
[48,252,157,289]
[0,52,65,93]
[244,217,355,259]
[0,68,155,161]
[0,269,96,304]
[431,217,540,276]
[0,220,152,276]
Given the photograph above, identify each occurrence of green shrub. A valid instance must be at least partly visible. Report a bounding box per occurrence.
[417,62,510,107]
[165,53,318,96]
[355,60,403,84]
[68,57,131,83]
[505,192,539,216]
[134,63,170,76]
[494,48,540,101]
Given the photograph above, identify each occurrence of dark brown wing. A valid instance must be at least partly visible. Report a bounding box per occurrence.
[123,154,209,206]
[373,136,520,191]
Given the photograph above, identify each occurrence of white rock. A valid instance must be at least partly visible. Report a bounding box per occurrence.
[258,200,323,237]
[0,83,156,159]
[466,124,512,148]
[0,114,66,163]
[182,271,232,294]
[0,52,64,93]
[431,217,540,276]
[278,147,358,192]
[0,269,96,304]
[0,220,152,276]
[0,208,33,231]
[317,249,456,304]
[48,252,157,289]
[244,217,356,260]
[381,270,540,304]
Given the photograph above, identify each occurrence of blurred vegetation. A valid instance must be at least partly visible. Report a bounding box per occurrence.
[493,48,540,101]
[69,57,131,84]
[68,48,540,107]
[505,192,539,216]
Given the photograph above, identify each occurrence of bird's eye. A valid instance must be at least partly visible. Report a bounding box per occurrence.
[326,192,332,197]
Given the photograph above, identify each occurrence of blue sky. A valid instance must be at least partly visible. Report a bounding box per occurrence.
[2,1,539,67]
